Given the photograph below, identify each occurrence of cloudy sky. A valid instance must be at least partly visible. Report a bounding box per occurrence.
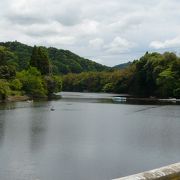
[1,0,180,66]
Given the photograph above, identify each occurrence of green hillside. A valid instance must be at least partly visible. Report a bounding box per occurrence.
[63,52,180,98]
[113,62,131,69]
[0,41,109,74]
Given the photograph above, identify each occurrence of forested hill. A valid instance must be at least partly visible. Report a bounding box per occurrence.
[113,62,131,69]
[0,41,109,74]
[63,52,180,98]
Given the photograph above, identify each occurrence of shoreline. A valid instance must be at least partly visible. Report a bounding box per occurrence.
[6,95,30,102]
[0,93,179,104]
[0,94,62,103]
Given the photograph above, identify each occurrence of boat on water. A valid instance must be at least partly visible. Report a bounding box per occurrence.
[26,100,33,103]
[112,96,127,102]
[50,106,55,111]
[158,98,178,102]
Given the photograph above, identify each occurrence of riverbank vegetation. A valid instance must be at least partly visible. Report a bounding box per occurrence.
[63,52,180,98]
[0,41,180,100]
[0,45,62,101]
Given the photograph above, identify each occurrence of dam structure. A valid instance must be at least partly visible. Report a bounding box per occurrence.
[113,163,180,180]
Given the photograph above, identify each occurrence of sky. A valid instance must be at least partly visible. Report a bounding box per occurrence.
[1,0,180,66]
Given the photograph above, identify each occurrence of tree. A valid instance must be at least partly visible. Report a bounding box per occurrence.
[30,46,39,68]
[9,79,22,91]
[0,46,18,67]
[156,69,176,97]
[30,46,51,75]
[174,88,180,98]
[16,67,47,97]
[44,75,62,96]
[103,83,114,92]
[0,65,16,79]
[0,80,10,100]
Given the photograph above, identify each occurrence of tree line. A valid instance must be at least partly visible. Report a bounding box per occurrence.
[0,41,180,99]
[0,45,62,100]
[0,41,109,74]
[63,52,180,98]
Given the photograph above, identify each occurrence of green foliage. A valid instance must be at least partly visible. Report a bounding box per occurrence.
[52,76,62,92]
[0,46,18,67]
[0,41,180,99]
[103,83,114,92]
[63,70,128,93]
[156,69,176,97]
[16,67,47,97]
[0,42,32,70]
[113,62,131,69]
[174,88,180,98]
[48,48,109,74]
[0,80,10,100]
[0,41,109,74]
[0,46,17,79]
[0,65,16,79]
[63,52,180,98]
[44,75,62,95]
[30,46,51,75]
[128,52,180,97]
[15,67,62,98]
[9,79,22,91]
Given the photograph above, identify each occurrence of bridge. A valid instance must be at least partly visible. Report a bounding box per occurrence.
[113,163,180,180]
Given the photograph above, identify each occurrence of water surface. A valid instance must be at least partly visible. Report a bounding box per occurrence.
[0,92,179,180]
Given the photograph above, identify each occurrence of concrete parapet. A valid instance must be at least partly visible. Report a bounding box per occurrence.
[113,163,180,180]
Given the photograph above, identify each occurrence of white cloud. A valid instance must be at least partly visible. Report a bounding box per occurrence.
[45,36,76,46]
[104,37,135,54]
[109,13,144,33]
[89,38,104,49]
[150,36,180,49]
[0,0,180,66]
[77,20,99,35]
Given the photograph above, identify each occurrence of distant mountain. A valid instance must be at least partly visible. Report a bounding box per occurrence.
[113,62,131,69]
[0,41,109,74]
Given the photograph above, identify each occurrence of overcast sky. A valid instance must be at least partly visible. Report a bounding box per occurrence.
[1,0,180,66]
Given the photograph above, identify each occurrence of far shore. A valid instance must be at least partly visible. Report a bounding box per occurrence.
[7,95,30,102]
[0,92,179,104]
[0,94,62,103]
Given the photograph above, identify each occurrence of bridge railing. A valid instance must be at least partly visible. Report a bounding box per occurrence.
[113,163,180,180]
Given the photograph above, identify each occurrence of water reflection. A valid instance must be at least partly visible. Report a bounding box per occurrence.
[0,111,6,146]
[0,93,179,180]
[29,105,49,152]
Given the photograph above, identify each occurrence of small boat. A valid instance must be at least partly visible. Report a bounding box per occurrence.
[159,98,177,102]
[50,106,55,111]
[112,96,127,102]
[27,100,33,103]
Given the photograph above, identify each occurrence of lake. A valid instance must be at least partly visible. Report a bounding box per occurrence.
[0,92,179,180]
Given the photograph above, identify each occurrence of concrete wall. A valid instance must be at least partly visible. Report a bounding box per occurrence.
[113,163,180,180]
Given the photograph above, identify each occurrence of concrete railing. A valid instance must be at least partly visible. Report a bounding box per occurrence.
[113,163,180,180]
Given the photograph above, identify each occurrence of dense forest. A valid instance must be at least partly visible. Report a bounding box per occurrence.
[0,41,109,74]
[0,45,62,100]
[113,62,131,69]
[63,52,180,98]
[0,41,180,100]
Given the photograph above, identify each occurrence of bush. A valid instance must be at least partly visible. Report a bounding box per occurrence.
[44,75,62,96]
[16,67,47,97]
[9,79,22,90]
[103,83,114,92]
[174,88,180,98]
[0,80,10,100]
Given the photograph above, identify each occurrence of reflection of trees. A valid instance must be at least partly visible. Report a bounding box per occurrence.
[0,103,15,146]
[30,108,49,152]
[0,112,5,146]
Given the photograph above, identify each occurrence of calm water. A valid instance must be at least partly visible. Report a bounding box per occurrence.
[0,92,179,180]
